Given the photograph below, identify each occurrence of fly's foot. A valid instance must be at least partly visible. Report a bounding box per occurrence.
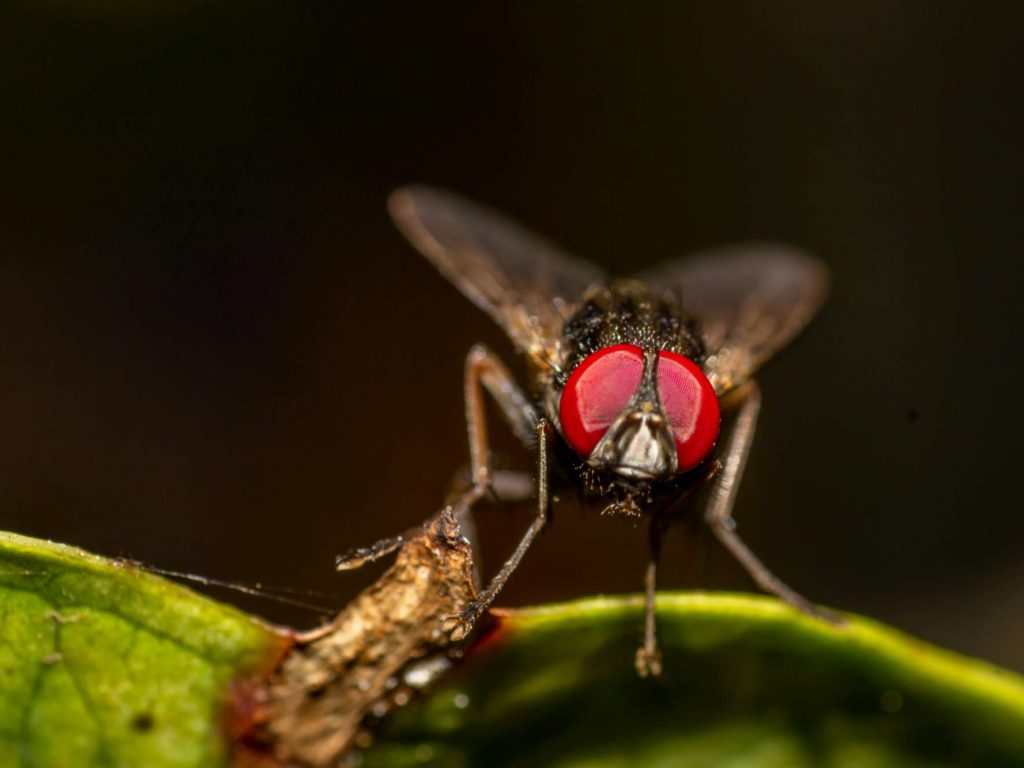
[798,600,846,627]
[635,646,663,678]
[442,602,485,642]
[781,588,846,627]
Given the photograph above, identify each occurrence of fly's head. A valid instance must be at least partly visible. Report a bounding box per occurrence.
[545,281,721,510]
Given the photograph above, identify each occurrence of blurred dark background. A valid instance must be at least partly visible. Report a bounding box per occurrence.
[1,3,1022,669]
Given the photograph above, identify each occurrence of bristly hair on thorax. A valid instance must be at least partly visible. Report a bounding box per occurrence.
[555,279,706,391]
[545,280,710,515]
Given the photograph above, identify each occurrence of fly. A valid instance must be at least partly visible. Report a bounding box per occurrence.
[341,186,840,677]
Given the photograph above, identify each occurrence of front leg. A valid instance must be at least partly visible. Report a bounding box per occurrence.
[636,471,714,678]
[445,417,551,640]
[337,344,539,584]
[450,344,539,516]
[636,537,664,678]
[704,380,842,625]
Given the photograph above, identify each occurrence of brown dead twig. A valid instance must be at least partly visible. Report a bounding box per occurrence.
[255,507,478,767]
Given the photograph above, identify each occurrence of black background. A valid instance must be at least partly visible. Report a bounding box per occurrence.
[1,3,1022,669]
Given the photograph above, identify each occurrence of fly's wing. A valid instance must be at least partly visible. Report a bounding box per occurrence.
[388,186,606,366]
[638,244,829,394]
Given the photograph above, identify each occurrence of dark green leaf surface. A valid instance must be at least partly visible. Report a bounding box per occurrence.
[364,594,1024,768]
[0,531,287,768]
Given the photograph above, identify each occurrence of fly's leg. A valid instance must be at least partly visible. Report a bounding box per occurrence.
[637,561,660,677]
[446,467,537,542]
[705,380,843,625]
[635,467,718,677]
[636,510,672,678]
[446,467,536,590]
[335,344,537,581]
[452,344,539,511]
[446,343,540,589]
[486,469,537,505]
[444,417,550,641]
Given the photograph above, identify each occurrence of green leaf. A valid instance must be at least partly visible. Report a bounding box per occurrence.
[4,529,1023,768]
[364,594,1024,768]
[0,531,288,768]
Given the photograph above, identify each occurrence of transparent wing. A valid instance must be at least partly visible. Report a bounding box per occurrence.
[638,244,829,394]
[388,186,606,364]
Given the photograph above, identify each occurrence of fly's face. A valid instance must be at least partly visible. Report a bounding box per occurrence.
[571,347,681,480]
[558,345,720,482]
[546,283,721,485]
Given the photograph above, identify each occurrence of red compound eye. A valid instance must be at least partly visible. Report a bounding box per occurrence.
[656,350,720,471]
[559,344,644,457]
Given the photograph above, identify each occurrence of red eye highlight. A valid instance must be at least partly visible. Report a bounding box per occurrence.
[559,344,644,457]
[656,350,720,471]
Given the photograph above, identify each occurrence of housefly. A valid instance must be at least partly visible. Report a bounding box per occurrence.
[340,186,838,677]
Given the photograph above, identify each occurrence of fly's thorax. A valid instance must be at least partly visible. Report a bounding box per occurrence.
[542,279,705,435]
[554,280,705,391]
